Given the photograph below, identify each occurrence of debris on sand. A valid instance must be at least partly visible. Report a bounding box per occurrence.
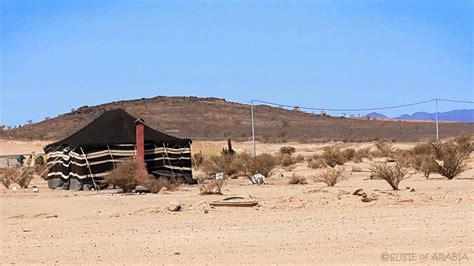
[168,202,182,212]
[352,189,364,196]
[210,201,258,208]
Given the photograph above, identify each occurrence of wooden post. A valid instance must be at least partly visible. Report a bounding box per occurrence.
[135,119,146,168]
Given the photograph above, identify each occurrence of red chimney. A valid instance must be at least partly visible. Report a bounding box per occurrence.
[135,119,145,168]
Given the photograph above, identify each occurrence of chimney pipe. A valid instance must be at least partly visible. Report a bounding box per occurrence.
[135,119,146,168]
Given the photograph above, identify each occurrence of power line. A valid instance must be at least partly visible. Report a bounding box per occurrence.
[437,99,474,104]
[251,98,473,112]
[252,99,437,112]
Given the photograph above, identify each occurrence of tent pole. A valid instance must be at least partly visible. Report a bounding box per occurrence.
[163,143,176,180]
[80,147,99,191]
[251,100,256,156]
[107,145,116,169]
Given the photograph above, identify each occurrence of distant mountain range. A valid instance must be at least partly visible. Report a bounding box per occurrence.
[365,109,474,122]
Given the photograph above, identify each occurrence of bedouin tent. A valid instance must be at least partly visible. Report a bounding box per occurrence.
[44,109,193,190]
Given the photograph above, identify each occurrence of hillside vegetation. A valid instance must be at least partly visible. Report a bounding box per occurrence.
[1,96,472,142]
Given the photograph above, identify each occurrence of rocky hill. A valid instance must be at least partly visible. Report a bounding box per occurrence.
[1,96,473,142]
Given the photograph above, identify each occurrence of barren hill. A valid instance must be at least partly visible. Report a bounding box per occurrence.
[1,96,473,142]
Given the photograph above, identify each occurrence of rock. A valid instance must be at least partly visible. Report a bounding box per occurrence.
[168,202,182,212]
[93,210,102,214]
[352,189,364,196]
[32,186,39,193]
[410,188,415,192]
[203,209,209,214]
[135,186,150,194]
[361,196,377,203]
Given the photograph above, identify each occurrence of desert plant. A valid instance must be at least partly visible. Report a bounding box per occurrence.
[370,161,409,190]
[454,134,473,154]
[103,159,147,193]
[288,174,307,185]
[192,152,204,170]
[374,139,393,157]
[199,179,225,195]
[0,167,18,189]
[420,157,437,178]
[315,167,345,186]
[232,152,278,179]
[430,141,469,180]
[321,146,347,167]
[351,166,363,172]
[308,157,327,169]
[201,154,237,177]
[280,146,296,155]
[341,148,356,162]
[353,148,371,162]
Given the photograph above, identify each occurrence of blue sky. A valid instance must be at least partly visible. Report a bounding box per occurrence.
[1,0,472,125]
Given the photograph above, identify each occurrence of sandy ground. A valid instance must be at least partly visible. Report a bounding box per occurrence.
[1,140,473,265]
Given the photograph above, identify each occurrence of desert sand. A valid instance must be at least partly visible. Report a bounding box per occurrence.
[1,140,473,264]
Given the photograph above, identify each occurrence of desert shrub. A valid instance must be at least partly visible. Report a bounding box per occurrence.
[413,142,433,156]
[430,141,468,180]
[308,157,327,169]
[351,166,363,172]
[192,152,204,170]
[315,167,345,186]
[342,148,356,161]
[454,134,473,154]
[321,146,347,167]
[199,179,225,195]
[370,162,409,190]
[142,177,166,193]
[373,139,394,157]
[278,153,304,168]
[201,154,237,177]
[352,148,371,163]
[288,174,307,185]
[280,146,296,155]
[233,152,278,178]
[1,167,18,189]
[103,159,147,193]
[420,158,437,178]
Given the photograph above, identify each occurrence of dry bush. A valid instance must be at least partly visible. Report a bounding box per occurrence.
[103,159,147,193]
[342,148,356,162]
[279,146,296,155]
[201,154,237,177]
[421,158,437,178]
[232,152,278,178]
[370,161,409,190]
[277,153,304,168]
[307,157,327,169]
[288,174,307,185]
[1,167,18,189]
[192,152,204,170]
[321,146,346,167]
[374,139,393,157]
[142,177,166,193]
[353,148,371,162]
[454,134,473,154]
[430,141,468,180]
[199,179,225,195]
[351,166,363,172]
[315,167,345,186]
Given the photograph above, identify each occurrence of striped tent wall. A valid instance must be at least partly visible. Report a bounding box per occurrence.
[46,143,193,190]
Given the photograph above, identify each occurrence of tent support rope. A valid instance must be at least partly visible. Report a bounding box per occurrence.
[80,147,99,191]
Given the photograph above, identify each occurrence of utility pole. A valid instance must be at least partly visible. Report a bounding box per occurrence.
[251,101,256,156]
[435,98,439,142]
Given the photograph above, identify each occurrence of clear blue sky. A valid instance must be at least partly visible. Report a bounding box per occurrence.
[1,0,472,126]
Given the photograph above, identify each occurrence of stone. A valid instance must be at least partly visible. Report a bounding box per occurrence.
[168,202,182,212]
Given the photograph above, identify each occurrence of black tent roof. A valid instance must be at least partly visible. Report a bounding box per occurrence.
[44,109,191,152]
